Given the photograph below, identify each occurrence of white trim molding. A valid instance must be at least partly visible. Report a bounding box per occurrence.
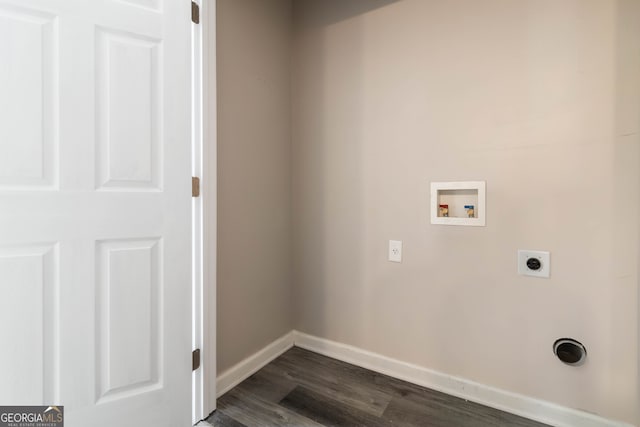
[201,0,217,418]
[292,331,633,427]
[216,331,295,397]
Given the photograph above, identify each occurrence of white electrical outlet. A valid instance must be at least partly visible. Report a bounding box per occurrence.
[389,240,402,263]
[518,250,550,278]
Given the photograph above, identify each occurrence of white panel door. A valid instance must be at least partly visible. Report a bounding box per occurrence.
[0,0,192,425]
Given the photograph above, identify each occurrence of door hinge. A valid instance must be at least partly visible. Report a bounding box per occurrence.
[191,1,200,24]
[192,349,201,371]
[192,176,200,197]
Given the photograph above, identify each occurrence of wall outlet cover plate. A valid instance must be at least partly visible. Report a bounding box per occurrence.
[518,250,550,278]
[389,240,402,263]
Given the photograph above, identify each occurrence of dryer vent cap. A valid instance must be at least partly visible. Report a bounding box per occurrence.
[553,338,586,366]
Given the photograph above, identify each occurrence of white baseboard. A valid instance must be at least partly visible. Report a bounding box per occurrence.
[216,331,295,397]
[292,331,633,427]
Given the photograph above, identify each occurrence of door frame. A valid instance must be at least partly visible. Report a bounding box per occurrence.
[202,0,217,417]
[193,0,217,422]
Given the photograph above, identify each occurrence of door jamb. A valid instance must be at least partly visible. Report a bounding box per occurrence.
[193,0,216,423]
[202,0,217,417]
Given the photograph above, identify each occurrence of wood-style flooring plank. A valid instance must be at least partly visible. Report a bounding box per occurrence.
[265,347,393,416]
[234,368,298,404]
[279,385,394,427]
[217,386,324,427]
[359,363,550,427]
[206,410,247,427]
[383,394,548,427]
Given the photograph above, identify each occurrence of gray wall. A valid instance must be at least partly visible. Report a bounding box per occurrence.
[216,0,292,373]
[215,0,640,423]
[291,0,639,424]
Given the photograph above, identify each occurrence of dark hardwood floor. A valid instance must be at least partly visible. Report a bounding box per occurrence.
[206,347,550,427]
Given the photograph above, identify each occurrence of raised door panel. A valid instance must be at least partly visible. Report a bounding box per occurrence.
[96,238,161,403]
[0,245,58,404]
[96,29,162,191]
[0,6,57,189]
